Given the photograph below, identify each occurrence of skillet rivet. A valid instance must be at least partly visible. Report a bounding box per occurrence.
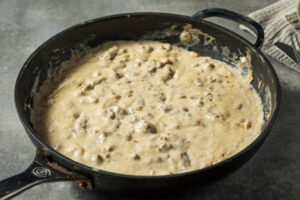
[79,182,88,189]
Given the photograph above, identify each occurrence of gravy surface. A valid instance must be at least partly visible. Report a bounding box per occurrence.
[32,41,263,175]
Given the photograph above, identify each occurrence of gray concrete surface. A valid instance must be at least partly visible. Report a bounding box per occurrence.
[0,0,299,199]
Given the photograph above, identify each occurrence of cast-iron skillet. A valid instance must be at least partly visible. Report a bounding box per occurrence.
[0,8,280,199]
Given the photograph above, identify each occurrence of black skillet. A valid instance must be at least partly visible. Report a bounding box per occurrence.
[0,8,280,199]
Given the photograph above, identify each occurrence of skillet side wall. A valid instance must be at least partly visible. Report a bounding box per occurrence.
[15,13,279,192]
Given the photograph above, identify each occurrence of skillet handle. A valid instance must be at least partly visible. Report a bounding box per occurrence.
[192,8,264,49]
[0,149,92,200]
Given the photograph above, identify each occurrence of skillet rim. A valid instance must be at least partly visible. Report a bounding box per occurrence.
[14,11,281,180]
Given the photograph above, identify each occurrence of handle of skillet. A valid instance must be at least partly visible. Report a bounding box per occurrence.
[192,8,264,49]
[0,150,91,200]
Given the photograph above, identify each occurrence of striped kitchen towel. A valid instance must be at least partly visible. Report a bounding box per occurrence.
[240,0,300,72]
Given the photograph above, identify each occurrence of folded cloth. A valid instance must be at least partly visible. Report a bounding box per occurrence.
[240,0,300,72]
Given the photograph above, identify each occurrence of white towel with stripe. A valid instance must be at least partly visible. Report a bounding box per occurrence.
[240,0,300,72]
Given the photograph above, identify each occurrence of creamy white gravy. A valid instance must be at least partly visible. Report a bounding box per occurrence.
[32,41,264,175]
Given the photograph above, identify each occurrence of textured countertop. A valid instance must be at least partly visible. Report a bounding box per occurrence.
[1,0,300,199]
